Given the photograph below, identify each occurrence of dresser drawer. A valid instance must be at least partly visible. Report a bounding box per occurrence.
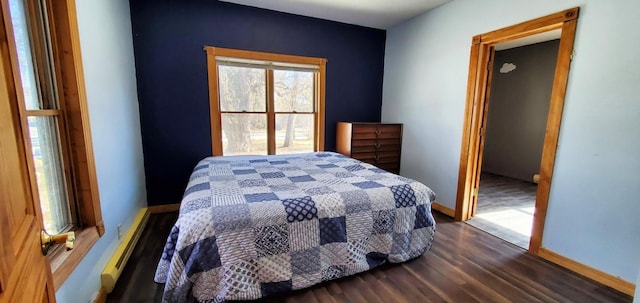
[336,122,403,174]
[377,163,400,173]
[353,154,377,166]
[375,143,401,152]
[352,124,378,137]
[377,138,401,147]
[377,150,400,159]
[376,158,399,166]
[376,125,402,139]
[353,143,400,154]
[351,144,377,153]
[352,124,378,132]
[351,139,377,148]
[351,151,377,160]
[352,132,377,140]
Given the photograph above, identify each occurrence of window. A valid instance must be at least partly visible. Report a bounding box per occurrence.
[205,47,326,156]
[5,0,103,288]
[9,0,75,235]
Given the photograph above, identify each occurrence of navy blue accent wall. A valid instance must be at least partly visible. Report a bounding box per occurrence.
[130,0,386,205]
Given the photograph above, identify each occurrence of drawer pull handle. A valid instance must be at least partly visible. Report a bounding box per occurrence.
[375,143,380,148]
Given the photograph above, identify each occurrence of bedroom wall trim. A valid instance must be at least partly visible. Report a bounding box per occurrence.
[148,203,181,214]
[454,7,579,254]
[90,287,107,303]
[539,248,636,296]
[431,202,455,218]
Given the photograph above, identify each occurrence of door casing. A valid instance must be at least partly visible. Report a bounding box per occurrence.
[454,7,580,254]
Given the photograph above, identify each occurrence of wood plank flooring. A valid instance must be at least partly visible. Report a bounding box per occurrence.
[107,211,632,303]
[466,172,537,248]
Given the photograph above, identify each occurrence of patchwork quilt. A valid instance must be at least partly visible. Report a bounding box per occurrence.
[155,152,436,303]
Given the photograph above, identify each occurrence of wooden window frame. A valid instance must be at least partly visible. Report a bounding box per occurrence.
[18,0,79,235]
[205,46,327,156]
[2,0,103,289]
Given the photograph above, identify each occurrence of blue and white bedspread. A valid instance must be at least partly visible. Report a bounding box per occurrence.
[155,152,436,303]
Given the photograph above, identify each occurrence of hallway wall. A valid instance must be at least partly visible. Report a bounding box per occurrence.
[482,40,560,182]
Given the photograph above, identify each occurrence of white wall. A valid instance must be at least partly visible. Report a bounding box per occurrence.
[55,0,147,302]
[383,0,640,284]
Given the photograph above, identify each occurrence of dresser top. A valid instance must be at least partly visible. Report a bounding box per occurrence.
[339,121,402,125]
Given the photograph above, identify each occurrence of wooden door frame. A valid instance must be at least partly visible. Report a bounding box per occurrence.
[0,0,56,300]
[454,7,579,254]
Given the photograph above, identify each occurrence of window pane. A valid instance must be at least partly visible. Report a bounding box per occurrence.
[9,0,41,110]
[276,114,314,154]
[28,116,72,234]
[218,66,266,112]
[222,114,267,155]
[274,70,314,112]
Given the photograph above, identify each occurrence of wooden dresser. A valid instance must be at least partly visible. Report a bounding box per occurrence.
[336,122,403,174]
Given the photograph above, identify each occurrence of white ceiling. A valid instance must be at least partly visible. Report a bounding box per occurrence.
[220,0,453,29]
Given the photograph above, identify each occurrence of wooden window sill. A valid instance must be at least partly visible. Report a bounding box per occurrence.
[48,226,100,290]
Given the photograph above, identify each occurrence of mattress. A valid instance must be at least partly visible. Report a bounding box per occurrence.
[155,152,436,302]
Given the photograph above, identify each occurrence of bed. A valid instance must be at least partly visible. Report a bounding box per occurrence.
[155,152,436,303]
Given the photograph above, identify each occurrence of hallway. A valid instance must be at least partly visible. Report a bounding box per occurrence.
[466,172,536,248]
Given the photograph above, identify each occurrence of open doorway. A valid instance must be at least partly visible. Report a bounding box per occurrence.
[454,7,580,254]
[465,39,561,249]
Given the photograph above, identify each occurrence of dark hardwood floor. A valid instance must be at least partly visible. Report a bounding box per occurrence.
[107,211,632,303]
